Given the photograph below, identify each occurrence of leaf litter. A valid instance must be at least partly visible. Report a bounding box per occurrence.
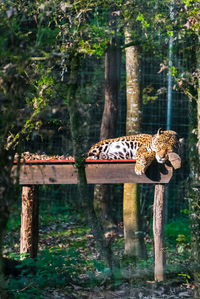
[3,195,195,298]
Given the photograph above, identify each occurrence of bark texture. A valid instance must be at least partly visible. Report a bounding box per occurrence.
[67,56,119,271]
[20,186,39,259]
[123,29,146,259]
[93,11,121,229]
[94,40,121,228]
[191,42,200,298]
[153,184,166,281]
[100,42,121,140]
[93,184,114,229]
[0,196,10,297]
[0,149,15,297]
[123,183,146,258]
[197,45,200,158]
[125,30,141,135]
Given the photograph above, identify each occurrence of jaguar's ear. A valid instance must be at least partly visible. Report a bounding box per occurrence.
[178,138,184,152]
[156,128,163,136]
[179,138,184,145]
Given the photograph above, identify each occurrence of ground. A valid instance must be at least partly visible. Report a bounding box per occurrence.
[3,188,194,298]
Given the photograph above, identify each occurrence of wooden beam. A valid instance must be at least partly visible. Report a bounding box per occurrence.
[12,159,173,185]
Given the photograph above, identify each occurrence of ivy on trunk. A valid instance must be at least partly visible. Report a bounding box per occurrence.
[67,55,119,271]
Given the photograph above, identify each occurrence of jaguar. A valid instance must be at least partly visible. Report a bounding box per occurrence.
[87,129,181,175]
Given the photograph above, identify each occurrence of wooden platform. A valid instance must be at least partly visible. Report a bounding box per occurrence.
[12,159,173,185]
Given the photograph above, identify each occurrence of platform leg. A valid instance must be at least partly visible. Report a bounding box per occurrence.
[153,184,166,281]
[20,186,39,259]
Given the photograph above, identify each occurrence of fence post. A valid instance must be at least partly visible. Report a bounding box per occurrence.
[20,185,39,259]
[153,184,166,281]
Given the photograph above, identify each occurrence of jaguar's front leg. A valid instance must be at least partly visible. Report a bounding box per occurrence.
[135,150,155,175]
[135,162,146,175]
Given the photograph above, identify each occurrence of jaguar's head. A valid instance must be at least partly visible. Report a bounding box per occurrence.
[152,129,181,164]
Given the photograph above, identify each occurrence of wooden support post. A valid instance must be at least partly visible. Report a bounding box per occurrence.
[20,186,39,259]
[153,184,166,281]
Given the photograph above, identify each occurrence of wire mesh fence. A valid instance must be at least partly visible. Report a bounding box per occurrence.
[21,36,191,228]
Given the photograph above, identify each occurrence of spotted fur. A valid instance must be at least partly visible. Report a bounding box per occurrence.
[88,129,180,175]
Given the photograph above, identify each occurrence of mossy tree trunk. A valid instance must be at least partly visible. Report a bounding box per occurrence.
[93,37,121,229]
[0,149,14,297]
[123,28,146,259]
[197,43,200,159]
[67,55,119,271]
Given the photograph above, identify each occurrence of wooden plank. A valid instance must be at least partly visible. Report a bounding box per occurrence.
[12,160,173,185]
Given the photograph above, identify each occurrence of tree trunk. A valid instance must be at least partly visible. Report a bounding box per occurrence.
[20,186,39,259]
[123,29,146,259]
[0,150,14,297]
[197,42,200,159]
[0,202,9,297]
[191,41,200,298]
[93,184,114,229]
[125,31,141,135]
[123,183,146,258]
[153,184,166,281]
[190,183,200,298]
[67,55,119,271]
[100,42,121,140]
[93,14,121,229]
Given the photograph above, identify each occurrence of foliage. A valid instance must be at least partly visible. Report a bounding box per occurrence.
[165,217,190,246]
[0,0,199,296]
[3,202,193,298]
[8,248,84,298]
[0,0,118,150]
[1,0,197,147]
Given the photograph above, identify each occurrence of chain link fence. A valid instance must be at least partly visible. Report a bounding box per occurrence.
[22,37,191,227]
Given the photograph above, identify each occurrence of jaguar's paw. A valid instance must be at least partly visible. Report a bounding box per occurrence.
[135,165,145,176]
